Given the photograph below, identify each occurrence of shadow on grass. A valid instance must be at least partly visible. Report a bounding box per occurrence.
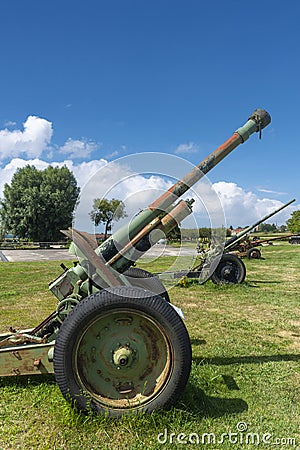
[194,353,300,366]
[0,373,56,387]
[0,372,248,421]
[190,338,207,346]
[179,382,248,418]
[244,280,282,286]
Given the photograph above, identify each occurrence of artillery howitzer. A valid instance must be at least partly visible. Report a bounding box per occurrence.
[224,198,295,259]
[0,109,271,416]
[230,234,291,260]
[290,235,300,245]
[186,199,295,284]
[228,233,292,260]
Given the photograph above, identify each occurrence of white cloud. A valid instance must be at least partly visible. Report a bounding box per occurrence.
[105,150,119,159]
[213,181,296,227]
[257,188,288,195]
[4,121,17,127]
[0,157,108,202]
[0,157,296,230]
[0,116,53,160]
[174,142,198,154]
[73,161,176,233]
[61,159,108,187]
[0,116,100,162]
[59,138,100,159]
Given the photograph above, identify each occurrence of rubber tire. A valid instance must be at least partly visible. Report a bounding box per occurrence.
[211,253,246,285]
[53,286,191,416]
[123,267,170,302]
[247,248,261,259]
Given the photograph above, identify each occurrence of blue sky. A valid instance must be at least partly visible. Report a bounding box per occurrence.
[0,0,299,227]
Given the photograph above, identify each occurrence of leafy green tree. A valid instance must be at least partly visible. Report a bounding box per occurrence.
[258,223,277,233]
[278,224,287,233]
[90,198,127,240]
[198,227,212,240]
[0,165,80,241]
[287,210,300,233]
[166,224,181,242]
[181,229,199,240]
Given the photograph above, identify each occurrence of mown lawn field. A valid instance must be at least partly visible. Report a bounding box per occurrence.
[0,242,299,449]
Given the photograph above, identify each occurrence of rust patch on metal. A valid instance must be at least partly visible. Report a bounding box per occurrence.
[12,351,21,360]
[139,323,160,361]
[0,342,54,376]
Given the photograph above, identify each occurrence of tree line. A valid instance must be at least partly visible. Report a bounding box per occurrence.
[0,165,299,242]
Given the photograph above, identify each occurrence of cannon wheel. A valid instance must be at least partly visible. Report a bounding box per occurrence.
[123,267,170,302]
[211,253,246,285]
[53,286,191,416]
[247,248,262,259]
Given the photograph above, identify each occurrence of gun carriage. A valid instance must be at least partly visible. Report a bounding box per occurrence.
[187,199,295,285]
[0,109,271,416]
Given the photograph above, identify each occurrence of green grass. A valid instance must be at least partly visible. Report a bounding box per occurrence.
[0,243,299,449]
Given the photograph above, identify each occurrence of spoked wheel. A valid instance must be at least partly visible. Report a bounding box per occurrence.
[123,267,170,302]
[247,248,261,259]
[53,286,191,416]
[211,253,246,285]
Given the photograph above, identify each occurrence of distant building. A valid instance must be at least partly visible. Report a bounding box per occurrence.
[95,233,112,242]
[230,227,245,236]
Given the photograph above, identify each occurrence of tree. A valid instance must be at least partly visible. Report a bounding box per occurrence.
[258,222,277,233]
[166,224,181,242]
[198,227,212,240]
[90,198,127,240]
[287,210,300,233]
[278,224,287,233]
[0,165,80,242]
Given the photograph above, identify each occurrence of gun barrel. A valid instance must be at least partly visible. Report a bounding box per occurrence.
[150,109,271,211]
[106,199,194,270]
[96,109,271,270]
[225,198,296,250]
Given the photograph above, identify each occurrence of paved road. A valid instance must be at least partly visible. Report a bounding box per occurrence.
[0,244,197,262]
[0,249,77,262]
[0,251,8,262]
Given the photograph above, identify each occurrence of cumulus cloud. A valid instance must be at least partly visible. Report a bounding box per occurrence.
[4,121,17,127]
[59,138,100,159]
[0,157,107,202]
[0,116,101,162]
[174,142,198,154]
[105,150,119,159]
[0,116,53,160]
[73,162,177,233]
[213,181,296,227]
[0,157,296,230]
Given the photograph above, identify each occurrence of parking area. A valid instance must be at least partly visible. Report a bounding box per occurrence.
[0,244,196,262]
[0,249,77,262]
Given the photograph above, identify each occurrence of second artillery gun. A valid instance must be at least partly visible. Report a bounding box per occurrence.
[186,199,295,285]
[0,109,271,416]
[224,198,295,260]
[201,198,295,284]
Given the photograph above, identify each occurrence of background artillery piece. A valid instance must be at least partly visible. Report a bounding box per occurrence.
[183,199,295,285]
[224,198,295,260]
[0,109,271,416]
[229,233,293,259]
